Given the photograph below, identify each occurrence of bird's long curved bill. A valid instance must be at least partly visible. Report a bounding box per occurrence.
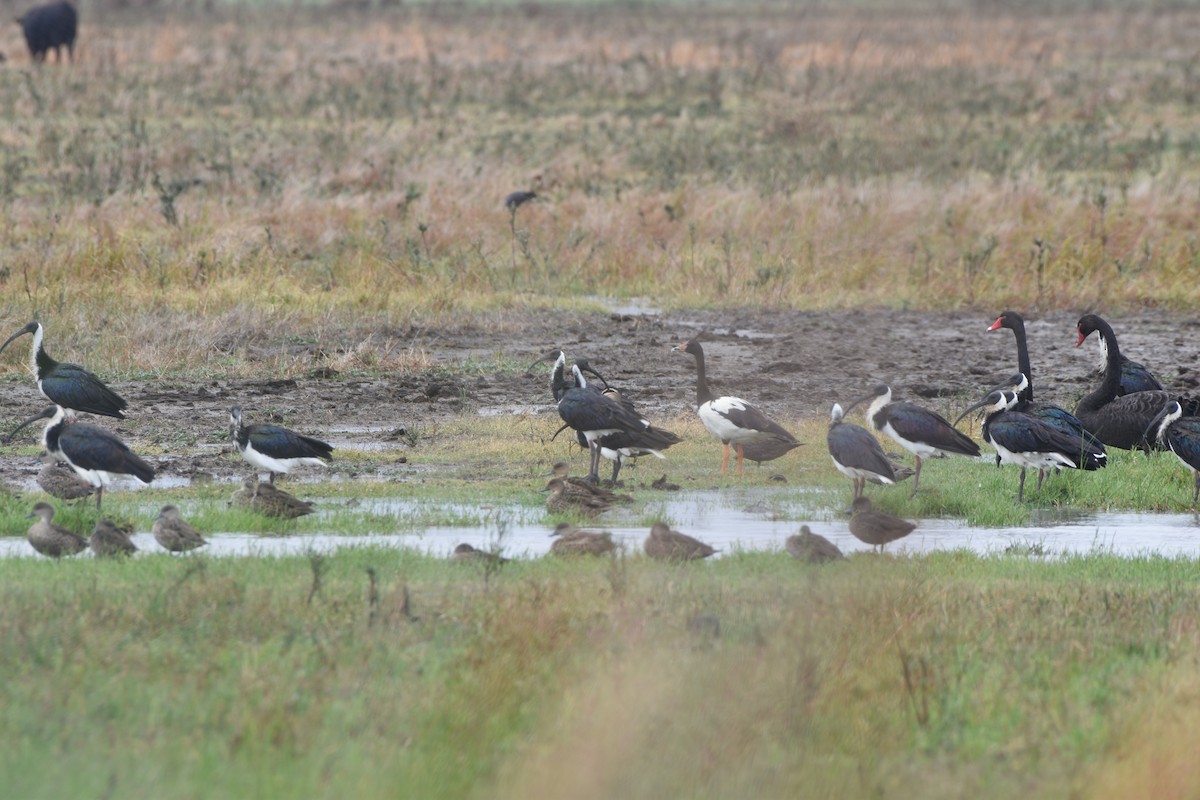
[3,406,54,444]
[0,322,36,357]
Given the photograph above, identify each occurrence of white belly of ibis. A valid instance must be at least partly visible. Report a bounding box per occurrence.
[830,456,894,485]
[241,445,328,475]
[990,441,1076,472]
[881,422,944,459]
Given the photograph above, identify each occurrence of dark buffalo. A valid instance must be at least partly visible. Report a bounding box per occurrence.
[17,1,77,63]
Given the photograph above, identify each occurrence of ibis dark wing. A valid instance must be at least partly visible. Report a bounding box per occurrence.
[1165,417,1200,471]
[41,362,127,419]
[827,422,895,481]
[59,423,155,483]
[247,424,334,461]
[881,401,980,457]
[990,412,1103,472]
[557,386,648,436]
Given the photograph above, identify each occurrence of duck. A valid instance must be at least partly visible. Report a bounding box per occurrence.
[644,521,716,561]
[25,502,87,558]
[784,525,845,563]
[544,477,611,517]
[674,338,801,475]
[548,523,617,556]
[452,543,509,565]
[36,451,93,501]
[848,497,915,553]
[90,519,138,558]
[152,505,208,553]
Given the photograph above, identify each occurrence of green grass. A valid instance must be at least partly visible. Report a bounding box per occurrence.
[1,549,1199,798]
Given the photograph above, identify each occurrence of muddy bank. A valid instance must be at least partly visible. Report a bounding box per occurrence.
[1,308,1195,487]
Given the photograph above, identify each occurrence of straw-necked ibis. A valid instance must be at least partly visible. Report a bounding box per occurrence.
[8,405,154,510]
[956,386,1102,502]
[0,321,127,418]
[1143,400,1200,506]
[229,406,333,483]
[845,384,980,495]
[987,311,1109,461]
[827,403,896,498]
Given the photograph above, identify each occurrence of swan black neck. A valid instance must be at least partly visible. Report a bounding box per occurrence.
[1003,313,1035,404]
[1077,316,1122,413]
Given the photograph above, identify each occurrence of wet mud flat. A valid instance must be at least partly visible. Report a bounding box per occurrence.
[0,307,1196,489]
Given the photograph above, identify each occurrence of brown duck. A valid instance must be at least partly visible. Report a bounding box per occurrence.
[152,505,208,553]
[785,525,844,563]
[452,543,509,564]
[230,476,315,519]
[644,521,716,561]
[848,497,916,553]
[544,478,611,517]
[548,523,616,556]
[90,519,138,558]
[546,462,632,503]
[36,453,93,501]
[25,502,87,558]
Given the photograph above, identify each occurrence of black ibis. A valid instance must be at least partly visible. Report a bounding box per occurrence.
[90,519,137,558]
[827,403,897,498]
[0,320,127,418]
[544,477,611,516]
[548,523,617,556]
[644,521,717,561]
[987,311,1108,462]
[848,497,916,553]
[845,384,980,495]
[785,526,845,563]
[955,387,1102,502]
[1074,315,1197,450]
[24,502,87,558]
[1143,401,1200,506]
[152,505,207,552]
[7,405,155,510]
[229,406,333,483]
[452,543,509,565]
[674,338,801,475]
[553,362,659,483]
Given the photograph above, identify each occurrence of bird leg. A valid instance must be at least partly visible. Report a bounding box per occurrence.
[910,456,923,497]
[852,477,863,499]
[1036,469,1045,492]
[720,443,731,475]
[610,457,622,485]
[735,443,745,475]
[586,442,601,483]
[269,472,277,484]
[94,485,104,511]
[1016,468,1027,503]
[1193,472,1199,506]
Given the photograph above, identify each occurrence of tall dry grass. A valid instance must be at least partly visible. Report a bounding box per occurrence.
[1,3,1199,376]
